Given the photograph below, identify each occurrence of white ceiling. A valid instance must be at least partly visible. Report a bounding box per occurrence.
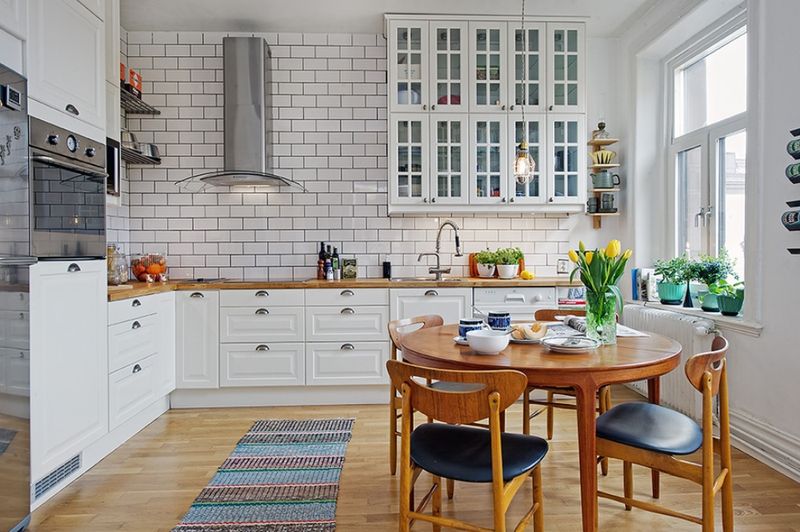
[120,0,659,37]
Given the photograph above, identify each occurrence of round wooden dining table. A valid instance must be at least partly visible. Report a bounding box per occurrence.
[399,324,683,532]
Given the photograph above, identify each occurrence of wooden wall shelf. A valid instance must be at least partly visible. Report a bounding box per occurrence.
[587,138,619,147]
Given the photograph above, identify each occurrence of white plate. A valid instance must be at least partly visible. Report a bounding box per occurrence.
[541,336,600,353]
[510,337,542,344]
[453,336,469,346]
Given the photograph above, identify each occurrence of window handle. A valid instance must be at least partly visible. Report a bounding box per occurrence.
[704,205,714,224]
[694,207,706,228]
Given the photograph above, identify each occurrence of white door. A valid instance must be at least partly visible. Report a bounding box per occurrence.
[547,114,586,204]
[389,114,429,205]
[28,0,106,131]
[430,115,469,205]
[507,21,547,113]
[154,292,176,397]
[508,113,547,204]
[390,288,473,324]
[468,22,507,112]
[470,115,508,204]
[388,20,429,112]
[30,260,108,480]
[176,291,219,389]
[220,343,305,387]
[428,21,468,113]
[546,23,585,113]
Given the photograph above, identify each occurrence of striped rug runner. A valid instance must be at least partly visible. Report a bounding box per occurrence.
[173,418,354,532]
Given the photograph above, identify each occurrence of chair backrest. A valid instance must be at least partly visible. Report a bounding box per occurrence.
[534,308,585,321]
[684,335,729,395]
[386,360,528,425]
[387,315,444,351]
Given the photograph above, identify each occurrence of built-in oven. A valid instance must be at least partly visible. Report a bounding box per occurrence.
[28,117,107,259]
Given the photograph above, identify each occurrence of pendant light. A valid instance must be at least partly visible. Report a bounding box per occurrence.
[513,0,536,185]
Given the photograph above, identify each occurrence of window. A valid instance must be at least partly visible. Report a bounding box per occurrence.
[669,26,747,278]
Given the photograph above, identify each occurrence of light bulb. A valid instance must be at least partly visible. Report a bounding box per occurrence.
[513,141,536,185]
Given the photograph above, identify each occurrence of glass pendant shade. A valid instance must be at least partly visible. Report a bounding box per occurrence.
[513,141,536,184]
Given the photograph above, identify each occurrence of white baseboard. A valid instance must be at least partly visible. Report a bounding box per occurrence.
[170,385,389,408]
[728,409,800,483]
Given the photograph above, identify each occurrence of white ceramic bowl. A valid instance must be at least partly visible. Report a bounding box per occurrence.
[466,329,510,354]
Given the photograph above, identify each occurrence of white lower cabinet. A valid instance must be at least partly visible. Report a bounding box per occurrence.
[176,291,219,389]
[154,292,176,396]
[305,306,389,342]
[108,314,158,373]
[219,307,304,343]
[108,355,157,430]
[390,287,473,323]
[0,347,29,396]
[307,341,390,385]
[220,343,305,387]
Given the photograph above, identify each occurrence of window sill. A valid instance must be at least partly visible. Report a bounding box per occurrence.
[625,300,763,338]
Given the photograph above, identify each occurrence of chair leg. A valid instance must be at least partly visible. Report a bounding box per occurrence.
[599,387,609,476]
[533,465,544,532]
[522,390,531,435]
[623,461,633,511]
[399,465,411,532]
[446,478,455,500]
[546,391,554,440]
[432,475,442,532]
[389,386,398,476]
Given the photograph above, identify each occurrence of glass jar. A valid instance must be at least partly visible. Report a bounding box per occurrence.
[107,248,129,286]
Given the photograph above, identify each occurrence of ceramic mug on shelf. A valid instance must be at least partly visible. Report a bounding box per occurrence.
[590,170,620,189]
[600,193,615,212]
[587,197,598,213]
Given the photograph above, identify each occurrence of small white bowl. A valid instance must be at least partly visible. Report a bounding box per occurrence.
[466,329,510,355]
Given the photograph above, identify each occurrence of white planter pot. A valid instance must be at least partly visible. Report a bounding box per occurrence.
[496,264,518,279]
[477,263,496,278]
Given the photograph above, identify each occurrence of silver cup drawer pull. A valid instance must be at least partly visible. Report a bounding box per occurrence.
[340,289,354,296]
[255,308,269,315]
[132,298,142,306]
[341,343,355,350]
[132,363,142,374]
[256,344,270,351]
[340,307,355,315]
[255,290,269,297]
[424,290,439,297]
[131,321,141,330]
[67,263,81,272]
[189,292,204,299]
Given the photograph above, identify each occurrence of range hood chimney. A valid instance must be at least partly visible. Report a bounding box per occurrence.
[187,36,305,189]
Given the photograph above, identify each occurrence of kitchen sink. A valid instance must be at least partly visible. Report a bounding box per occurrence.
[388,277,463,282]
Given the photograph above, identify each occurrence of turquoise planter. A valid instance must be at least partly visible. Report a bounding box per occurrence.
[657,282,686,305]
[701,292,719,312]
[718,292,744,316]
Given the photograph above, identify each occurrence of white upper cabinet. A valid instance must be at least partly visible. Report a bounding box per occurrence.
[470,115,508,204]
[507,22,546,113]
[508,113,547,204]
[77,0,104,20]
[27,0,106,134]
[388,20,428,112]
[468,22,507,113]
[546,23,585,113]
[0,0,27,40]
[547,114,586,204]
[428,21,468,113]
[389,114,429,205]
[430,115,469,204]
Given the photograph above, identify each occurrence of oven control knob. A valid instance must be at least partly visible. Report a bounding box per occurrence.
[47,134,60,145]
[66,135,78,153]
[85,147,97,157]
[534,294,543,302]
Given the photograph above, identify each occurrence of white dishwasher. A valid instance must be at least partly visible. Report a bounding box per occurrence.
[473,287,557,322]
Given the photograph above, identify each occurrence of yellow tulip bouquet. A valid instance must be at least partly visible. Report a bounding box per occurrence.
[568,240,632,344]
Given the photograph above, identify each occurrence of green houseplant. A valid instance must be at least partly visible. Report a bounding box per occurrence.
[653,255,690,305]
[495,247,523,279]
[474,249,497,278]
[709,279,745,316]
[692,251,736,312]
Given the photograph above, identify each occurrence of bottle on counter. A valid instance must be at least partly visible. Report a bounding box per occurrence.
[325,257,334,280]
[332,247,341,280]
[317,241,326,279]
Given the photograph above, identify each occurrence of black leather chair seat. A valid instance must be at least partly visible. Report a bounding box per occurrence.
[410,423,548,483]
[596,402,703,455]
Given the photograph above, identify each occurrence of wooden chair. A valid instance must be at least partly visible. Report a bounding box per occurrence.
[387,315,444,476]
[388,359,547,532]
[596,336,733,531]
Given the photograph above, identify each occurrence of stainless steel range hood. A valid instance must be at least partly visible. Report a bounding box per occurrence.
[187,37,305,190]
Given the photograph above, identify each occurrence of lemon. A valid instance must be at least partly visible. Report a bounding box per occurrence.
[520,270,535,280]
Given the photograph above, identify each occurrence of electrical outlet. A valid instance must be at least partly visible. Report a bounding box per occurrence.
[557,258,570,274]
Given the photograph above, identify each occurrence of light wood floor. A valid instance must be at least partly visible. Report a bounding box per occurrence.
[30,387,800,531]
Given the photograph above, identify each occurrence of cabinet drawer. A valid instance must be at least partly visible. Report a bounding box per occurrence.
[220,289,303,307]
[108,314,158,373]
[307,341,389,385]
[0,347,29,397]
[306,288,389,307]
[0,309,29,350]
[0,291,28,310]
[220,343,305,387]
[305,306,389,342]
[108,355,156,430]
[109,295,156,325]
[220,307,304,343]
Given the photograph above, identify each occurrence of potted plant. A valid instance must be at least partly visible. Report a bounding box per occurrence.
[653,255,689,305]
[709,279,745,316]
[474,249,497,278]
[495,247,524,279]
[569,240,632,344]
[692,251,735,312]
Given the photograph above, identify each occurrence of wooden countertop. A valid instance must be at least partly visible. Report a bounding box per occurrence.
[108,276,580,302]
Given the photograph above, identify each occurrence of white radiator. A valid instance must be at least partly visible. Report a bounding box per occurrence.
[622,305,715,420]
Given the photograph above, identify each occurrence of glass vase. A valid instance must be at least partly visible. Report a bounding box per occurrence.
[585,290,617,345]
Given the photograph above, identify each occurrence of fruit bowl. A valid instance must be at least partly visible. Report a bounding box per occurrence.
[131,253,168,282]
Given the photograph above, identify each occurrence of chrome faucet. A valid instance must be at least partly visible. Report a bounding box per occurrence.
[417,220,463,281]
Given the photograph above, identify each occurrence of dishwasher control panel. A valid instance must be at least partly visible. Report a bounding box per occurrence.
[474,287,556,306]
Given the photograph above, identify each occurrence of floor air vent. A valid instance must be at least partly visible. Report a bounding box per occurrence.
[34,454,81,500]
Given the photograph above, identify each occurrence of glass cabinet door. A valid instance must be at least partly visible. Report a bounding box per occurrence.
[470,116,507,203]
[508,115,546,204]
[390,115,429,204]
[548,114,586,203]
[388,21,428,112]
[547,23,585,112]
[469,22,507,112]
[431,116,469,204]
[429,22,468,112]
[507,22,546,113]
